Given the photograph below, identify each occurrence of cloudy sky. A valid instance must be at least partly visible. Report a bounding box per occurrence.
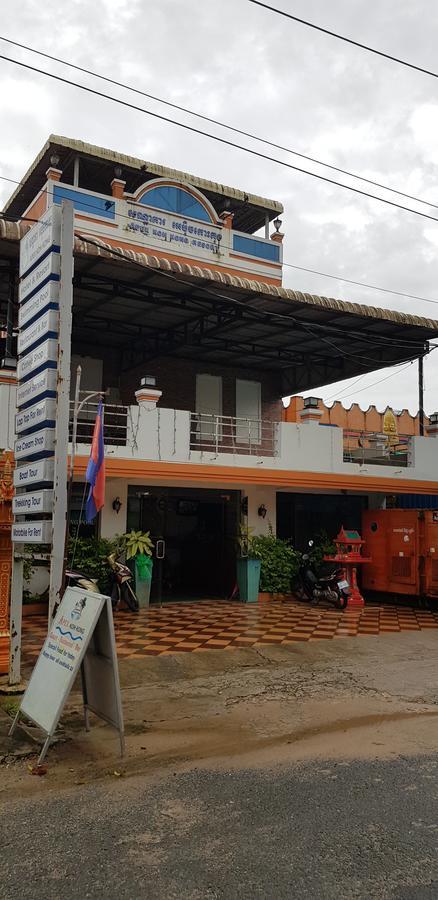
[1,0,438,414]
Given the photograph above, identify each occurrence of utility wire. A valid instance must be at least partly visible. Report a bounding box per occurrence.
[0,34,437,212]
[2,174,438,312]
[246,1,438,80]
[3,53,438,228]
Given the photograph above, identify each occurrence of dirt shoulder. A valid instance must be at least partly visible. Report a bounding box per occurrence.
[1,630,438,800]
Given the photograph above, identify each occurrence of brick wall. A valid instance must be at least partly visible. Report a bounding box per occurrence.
[97,351,283,421]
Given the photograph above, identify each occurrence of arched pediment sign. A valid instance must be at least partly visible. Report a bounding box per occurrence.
[133,179,218,224]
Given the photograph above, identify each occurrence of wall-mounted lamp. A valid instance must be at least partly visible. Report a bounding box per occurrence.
[50,152,60,167]
[273,217,282,233]
[258,504,267,518]
[112,497,122,514]
[214,234,222,255]
[114,165,123,179]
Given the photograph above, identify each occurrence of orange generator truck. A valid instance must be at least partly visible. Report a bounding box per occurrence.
[362,509,438,600]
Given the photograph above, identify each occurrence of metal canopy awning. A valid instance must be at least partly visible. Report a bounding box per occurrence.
[71,238,438,395]
[1,223,438,396]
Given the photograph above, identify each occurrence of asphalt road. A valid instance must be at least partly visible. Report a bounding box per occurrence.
[2,755,438,900]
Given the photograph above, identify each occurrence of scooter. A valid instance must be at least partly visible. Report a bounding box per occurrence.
[297,542,350,610]
[65,568,99,593]
[107,553,139,613]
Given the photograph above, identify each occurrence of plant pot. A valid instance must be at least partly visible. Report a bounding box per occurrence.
[236,558,261,603]
[135,556,153,608]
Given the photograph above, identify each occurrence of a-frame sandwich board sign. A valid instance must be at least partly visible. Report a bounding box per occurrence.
[9,586,124,764]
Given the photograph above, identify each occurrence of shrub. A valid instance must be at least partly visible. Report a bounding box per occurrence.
[307,531,337,575]
[251,529,300,594]
[67,536,117,594]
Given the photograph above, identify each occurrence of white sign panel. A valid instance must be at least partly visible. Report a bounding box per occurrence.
[15,426,55,461]
[13,458,54,488]
[19,205,61,277]
[17,338,58,382]
[12,520,52,544]
[19,252,60,305]
[15,398,56,435]
[17,309,59,355]
[12,489,54,516]
[16,368,57,410]
[19,279,59,330]
[11,587,124,764]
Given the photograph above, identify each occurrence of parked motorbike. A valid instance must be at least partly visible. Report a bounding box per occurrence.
[107,553,139,612]
[297,541,350,610]
[65,569,99,593]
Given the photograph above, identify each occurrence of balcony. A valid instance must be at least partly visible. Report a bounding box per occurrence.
[189,413,279,458]
[0,373,434,486]
[342,429,410,468]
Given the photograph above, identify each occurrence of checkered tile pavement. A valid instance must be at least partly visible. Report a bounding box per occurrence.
[21,599,438,665]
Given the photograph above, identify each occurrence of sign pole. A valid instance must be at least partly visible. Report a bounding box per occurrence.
[48,201,74,626]
[8,552,24,685]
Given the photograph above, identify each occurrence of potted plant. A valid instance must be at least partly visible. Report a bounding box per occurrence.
[236,523,261,603]
[124,530,155,608]
[251,528,300,598]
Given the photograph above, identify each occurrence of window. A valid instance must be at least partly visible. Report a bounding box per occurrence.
[195,374,223,442]
[139,185,212,222]
[236,379,261,444]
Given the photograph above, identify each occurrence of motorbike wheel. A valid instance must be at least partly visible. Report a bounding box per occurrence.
[111,583,120,611]
[337,592,348,610]
[122,582,139,613]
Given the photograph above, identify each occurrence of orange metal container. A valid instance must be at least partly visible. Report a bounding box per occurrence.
[362,509,438,598]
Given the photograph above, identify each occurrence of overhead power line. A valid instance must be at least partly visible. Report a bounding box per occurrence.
[2,173,438,310]
[3,53,438,229]
[0,35,437,213]
[246,1,438,79]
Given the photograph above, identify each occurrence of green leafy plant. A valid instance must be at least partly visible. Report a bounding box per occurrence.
[251,526,300,593]
[67,536,117,594]
[307,531,337,576]
[124,530,154,559]
[237,522,258,559]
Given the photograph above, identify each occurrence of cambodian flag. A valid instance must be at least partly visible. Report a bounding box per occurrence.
[85,400,105,523]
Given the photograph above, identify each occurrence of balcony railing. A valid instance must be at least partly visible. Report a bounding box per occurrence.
[342,429,410,467]
[69,400,129,447]
[190,413,279,457]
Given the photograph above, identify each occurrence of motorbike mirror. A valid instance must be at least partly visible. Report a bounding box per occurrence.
[308,540,314,548]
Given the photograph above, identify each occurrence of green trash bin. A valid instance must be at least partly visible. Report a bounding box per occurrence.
[236,558,261,603]
[135,555,153,608]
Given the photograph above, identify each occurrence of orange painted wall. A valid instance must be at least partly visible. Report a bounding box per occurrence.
[284,396,428,437]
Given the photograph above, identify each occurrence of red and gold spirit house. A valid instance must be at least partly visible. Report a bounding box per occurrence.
[0,453,13,674]
[325,526,371,608]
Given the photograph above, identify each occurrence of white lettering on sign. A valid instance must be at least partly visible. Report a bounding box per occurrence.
[19,279,59,329]
[12,489,54,516]
[17,338,58,382]
[15,427,55,461]
[17,309,59,355]
[16,368,57,410]
[19,252,60,304]
[15,398,56,435]
[12,521,52,544]
[19,205,61,277]
[13,458,54,488]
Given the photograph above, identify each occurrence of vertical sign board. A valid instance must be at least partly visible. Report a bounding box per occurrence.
[9,587,124,764]
[9,201,74,685]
